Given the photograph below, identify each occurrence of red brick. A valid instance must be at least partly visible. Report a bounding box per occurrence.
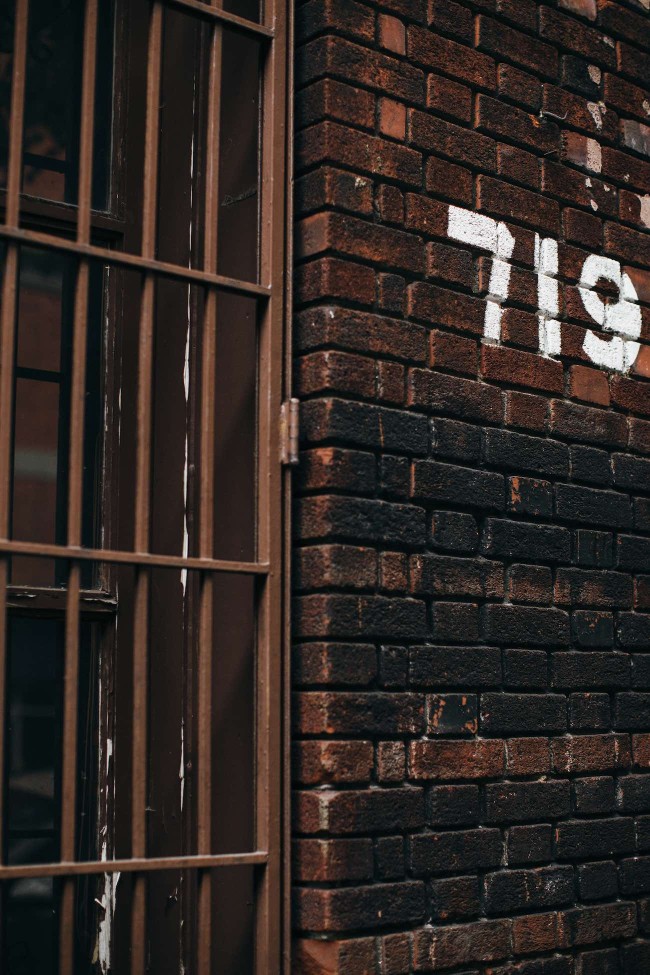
[426,74,472,124]
[293,937,376,975]
[481,345,564,394]
[539,7,616,67]
[505,391,550,432]
[507,738,551,776]
[477,174,560,234]
[569,365,611,407]
[611,375,650,417]
[408,24,497,89]
[512,912,561,954]
[297,78,376,131]
[425,155,473,205]
[409,739,505,780]
[379,13,406,55]
[294,838,374,883]
[429,330,478,376]
[413,919,511,970]
[379,98,407,140]
[427,0,473,42]
[296,257,376,306]
[559,0,597,19]
[477,16,558,78]
[498,63,542,112]
[552,734,631,774]
[632,734,650,769]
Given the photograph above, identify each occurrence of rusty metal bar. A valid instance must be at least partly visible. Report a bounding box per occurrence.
[59,3,99,969]
[163,0,273,37]
[131,6,163,972]
[0,226,271,298]
[254,0,286,965]
[0,538,269,572]
[0,0,29,871]
[196,10,223,971]
[0,851,268,880]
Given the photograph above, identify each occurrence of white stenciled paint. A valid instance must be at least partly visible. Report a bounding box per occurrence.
[447,206,514,342]
[444,203,645,375]
[535,235,562,359]
[579,254,642,373]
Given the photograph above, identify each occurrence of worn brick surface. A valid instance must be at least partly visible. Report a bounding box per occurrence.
[293,0,650,971]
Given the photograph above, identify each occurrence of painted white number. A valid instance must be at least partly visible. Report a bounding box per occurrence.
[579,254,641,374]
[445,205,642,374]
[447,206,514,343]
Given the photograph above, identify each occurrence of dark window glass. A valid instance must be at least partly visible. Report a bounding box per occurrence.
[8,247,104,586]
[3,617,100,974]
[0,0,114,210]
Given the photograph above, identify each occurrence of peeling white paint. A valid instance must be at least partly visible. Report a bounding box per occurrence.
[587,102,603,131]
[638,194,650,229]
[588,65,601,85]
[590,200,599,211]
[180,718,185,811]
[181,128,195,598]
[644,100,650,118]
[96,737,118,974]
[585,139,602,173]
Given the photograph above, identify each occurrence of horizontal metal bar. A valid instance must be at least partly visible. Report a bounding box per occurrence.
[0,190,125,237]
[164,0,274,37]
[7,585,118,615]
[0,851,268,880]
[0,226,271,298]
[0,539,269,575]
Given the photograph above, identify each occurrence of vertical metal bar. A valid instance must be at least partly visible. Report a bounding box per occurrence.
[131,5,162,973]
[59,3,99,969]
[256,0,287,968]
[0,0,29,872]
[196,10,222,972]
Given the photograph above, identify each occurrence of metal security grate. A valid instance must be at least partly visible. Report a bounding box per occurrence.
[0,0,290,971]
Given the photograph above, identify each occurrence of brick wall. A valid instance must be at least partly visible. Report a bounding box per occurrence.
[292,1,650,972]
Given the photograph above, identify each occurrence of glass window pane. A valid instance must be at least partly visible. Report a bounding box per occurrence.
[0,0,114,210]
[3,617,100,972]
[8,246,105,586]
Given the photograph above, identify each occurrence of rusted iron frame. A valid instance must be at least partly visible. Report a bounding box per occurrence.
[164,0,273,37]
[195,5,222,972]
[0,0,29,870]
[0,225,271,297]
[0,538,268,573]
[60,3,99,969]
[0,0,291,969]
[0,850,267,880]
[130,5,163,972]
[255,0,289,969]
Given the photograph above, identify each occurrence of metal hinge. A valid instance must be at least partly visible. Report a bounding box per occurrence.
[280,398,300,466]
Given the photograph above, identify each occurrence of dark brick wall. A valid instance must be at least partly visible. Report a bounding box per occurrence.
[292,1,650,972]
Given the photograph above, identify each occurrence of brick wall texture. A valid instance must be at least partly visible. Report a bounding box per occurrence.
[292,1,650,972]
